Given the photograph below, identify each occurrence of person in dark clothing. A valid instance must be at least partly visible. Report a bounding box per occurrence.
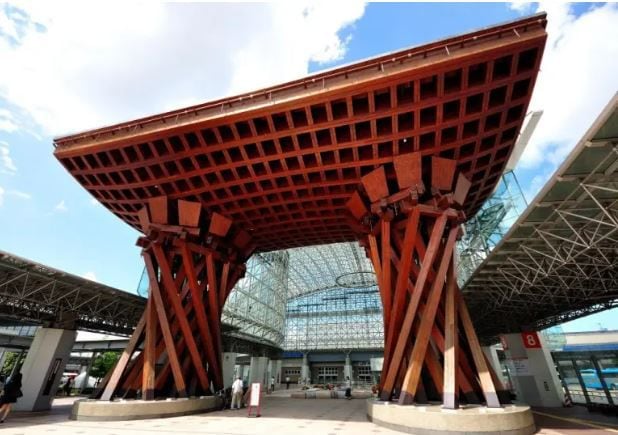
[0,372,23,423]
[63,377,73,396]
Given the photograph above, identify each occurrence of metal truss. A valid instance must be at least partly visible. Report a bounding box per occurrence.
[222,252,288,348]
[286,242,375,298]
[284,285,383,351]
[464,96,618,340]
[0,250,144,335]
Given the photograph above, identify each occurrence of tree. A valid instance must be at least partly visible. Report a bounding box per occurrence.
[1,351,26,376]
[90,352,120,381]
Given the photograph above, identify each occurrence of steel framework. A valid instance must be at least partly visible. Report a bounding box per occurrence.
[0,250,143,335]
[284,284,383,350]
[464,94,618,340]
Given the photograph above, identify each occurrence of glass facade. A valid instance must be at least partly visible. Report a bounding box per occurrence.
[456,170,527,286]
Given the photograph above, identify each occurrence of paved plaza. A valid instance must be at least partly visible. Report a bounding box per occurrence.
[2,394,617,435]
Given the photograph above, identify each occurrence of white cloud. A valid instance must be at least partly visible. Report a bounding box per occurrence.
[82,271,98,282]
[518,3,618,168]
[0,2,366,136]
[0,140,17,174]
[0,109,18,132]
[54,199,67,212]
[0,185,30,205]
[6,189,31,199]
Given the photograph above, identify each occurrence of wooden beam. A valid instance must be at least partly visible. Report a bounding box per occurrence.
[399,225,458,404]
[142,294,157,400]
[100,311,146,401]
[381,218,392,325]
[151,244,209,392]
[380,213,447,400]
[144,252,187,397]
[458,289,501,408]
[443,257,459,409]
[180,243,222,388]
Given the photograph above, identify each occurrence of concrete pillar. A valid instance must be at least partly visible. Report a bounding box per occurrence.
[344,353,352,382]
[482,345,506,384]
[301,353,310,384]
[80,351,97,393]
[502,332,563,407]
[14,328,76,411]
[222,352,237,389]
[249,356,269,387]
[272,359,282,384]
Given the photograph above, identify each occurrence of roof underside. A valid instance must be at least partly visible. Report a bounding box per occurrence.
[464,94,618,339]
[54,14,547,252]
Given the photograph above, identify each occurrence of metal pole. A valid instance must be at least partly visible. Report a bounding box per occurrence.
[590,355,614,407]
[571,358,592,407]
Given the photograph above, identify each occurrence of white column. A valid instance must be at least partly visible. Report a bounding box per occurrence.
[344,353,352,382]
[301,353,310,384]
[502,332,563,407]
[80,351,97,393]
[482,345,505,384]
[14,328,76,411]
[249,356,269,388]
[222,352,237,389]
[272,360,282,384]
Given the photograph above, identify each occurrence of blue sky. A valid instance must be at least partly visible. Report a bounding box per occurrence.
[0,2,617,333]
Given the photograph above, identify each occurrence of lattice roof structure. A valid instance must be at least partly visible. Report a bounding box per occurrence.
[53,13,547,252]
[464,93,618,340]
[0,250,144,335]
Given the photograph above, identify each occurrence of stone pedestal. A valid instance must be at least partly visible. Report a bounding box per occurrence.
[15,328,76,411]
[367,400,535,435]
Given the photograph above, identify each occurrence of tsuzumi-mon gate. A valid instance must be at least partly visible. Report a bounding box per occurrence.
[54,13,547,434]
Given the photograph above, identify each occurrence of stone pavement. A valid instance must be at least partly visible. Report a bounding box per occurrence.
[3,395,618,435]
[2,395,401,435]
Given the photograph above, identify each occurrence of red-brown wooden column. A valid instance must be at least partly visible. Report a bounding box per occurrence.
[99,197,253,400]
[348,153,507,408]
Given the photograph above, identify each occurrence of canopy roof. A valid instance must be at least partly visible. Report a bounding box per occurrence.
[464,93,618,339]
[54,14,547,252]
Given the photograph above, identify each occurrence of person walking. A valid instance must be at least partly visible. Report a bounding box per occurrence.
[230,376,243,410]
[0,372,23,423]
[285,376,290,389]
[344,376,352,400]
[63,376,73,396]
[270,376,275,393]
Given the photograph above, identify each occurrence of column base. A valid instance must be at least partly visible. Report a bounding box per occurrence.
[367,399,535,435]
[70,396,221,421]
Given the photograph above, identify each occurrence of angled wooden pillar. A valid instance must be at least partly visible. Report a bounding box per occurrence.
[346,153,508,408]
[98,196,252,400]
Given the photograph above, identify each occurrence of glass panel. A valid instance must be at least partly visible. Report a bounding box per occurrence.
[576,359,608,404]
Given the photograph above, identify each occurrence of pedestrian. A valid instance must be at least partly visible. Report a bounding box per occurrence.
[285,376,290,389]
[270,376,275,393]
[344,376,352,400]
[230,376,243,410]
[63,376,73,396]
[0,372,23,423]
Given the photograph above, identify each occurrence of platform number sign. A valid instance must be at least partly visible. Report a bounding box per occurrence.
[521,331,542,349]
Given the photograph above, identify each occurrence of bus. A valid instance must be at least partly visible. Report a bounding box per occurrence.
[579,368,618,390]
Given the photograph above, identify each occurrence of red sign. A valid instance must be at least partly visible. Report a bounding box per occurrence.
[521,331,542,349]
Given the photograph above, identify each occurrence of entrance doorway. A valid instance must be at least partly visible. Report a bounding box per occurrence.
[317,366,338,384]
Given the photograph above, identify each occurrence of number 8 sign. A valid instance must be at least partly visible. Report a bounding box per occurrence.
[521,331,542,348]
